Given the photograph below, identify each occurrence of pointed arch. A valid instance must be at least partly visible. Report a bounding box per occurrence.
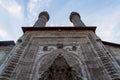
[32,49,87,80]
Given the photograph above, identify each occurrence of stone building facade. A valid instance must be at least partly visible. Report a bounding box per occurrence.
[0,11,120,80]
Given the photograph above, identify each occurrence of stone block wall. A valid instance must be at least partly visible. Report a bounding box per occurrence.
[104,44,120,65]
[0,45,14,66]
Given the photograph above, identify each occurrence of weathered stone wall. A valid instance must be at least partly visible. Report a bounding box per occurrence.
[0,30,120,80]
[0,45,14,66]
[104,44,120,65]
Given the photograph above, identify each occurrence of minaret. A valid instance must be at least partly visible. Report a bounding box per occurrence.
[33,11,49,27]
[70,12,86,27]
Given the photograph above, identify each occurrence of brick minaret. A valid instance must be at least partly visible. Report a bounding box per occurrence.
[70,12,85,27]
[33,11,49,27]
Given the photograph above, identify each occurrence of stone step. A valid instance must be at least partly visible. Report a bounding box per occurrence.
[9,62,17,66]
[107,68,115,72]
[104,64,112,67]
[101,58,109,61]
[11,60,18,63]
[12,56,20,59]
[7,65,16,68]
[5,67,14,71]
[105,65,113,69]
[4,70,13,74]
[15,53,21,56]
[103,62,111,65]
[112,78,120,80]
[10,58,19,63]
[11,57,19,60]
[108,70,116,75]
[1,73,11,78]
[111,74,119,78]
[0,77,9,80]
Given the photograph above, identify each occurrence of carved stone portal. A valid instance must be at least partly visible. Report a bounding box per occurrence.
[39,54,82,80]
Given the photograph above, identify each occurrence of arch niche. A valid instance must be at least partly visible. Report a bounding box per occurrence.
[34,49,87,80]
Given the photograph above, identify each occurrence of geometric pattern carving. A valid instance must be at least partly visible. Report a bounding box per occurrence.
[43,46,48,51]
[57,43,63,49]
[39,54,82,80]
[72,46,77,51]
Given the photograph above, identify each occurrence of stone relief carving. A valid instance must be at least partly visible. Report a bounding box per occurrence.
[31,37,88,80]
[41,45,79,53]
[39,54,82,80]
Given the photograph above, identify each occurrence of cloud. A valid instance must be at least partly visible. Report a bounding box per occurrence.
[0,0,25,42]
[84,4,120,43]
[0,0,23,20]
[46,0,87,26]
[27,0,53,26]
[0,0,53,41]
[48,0,120,43]
[0,0,54,41]
[0,0,120,44]
[28,0,52,13]
[0,28,11,40]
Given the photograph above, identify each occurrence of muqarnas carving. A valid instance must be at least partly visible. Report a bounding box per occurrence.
[39,54,82,80]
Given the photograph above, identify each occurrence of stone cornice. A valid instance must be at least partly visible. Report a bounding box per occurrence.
[22,26,96,33]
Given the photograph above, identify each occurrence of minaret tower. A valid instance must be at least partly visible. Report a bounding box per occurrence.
[70,12,86,27]
[33,11,49,27]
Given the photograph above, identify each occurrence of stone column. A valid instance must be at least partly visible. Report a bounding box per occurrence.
[33,11,49,27]
[70,12,86,27]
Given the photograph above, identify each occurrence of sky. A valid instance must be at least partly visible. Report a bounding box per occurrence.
[0,0,120,44]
